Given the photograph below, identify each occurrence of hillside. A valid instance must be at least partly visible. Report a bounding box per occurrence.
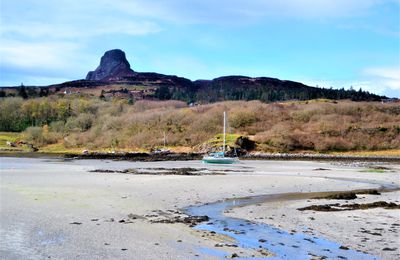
[0,97,399,154]
[0,49,387,103]
[1,49,397,154]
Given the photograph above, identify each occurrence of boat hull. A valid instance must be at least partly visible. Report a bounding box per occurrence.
[202,157,238,164]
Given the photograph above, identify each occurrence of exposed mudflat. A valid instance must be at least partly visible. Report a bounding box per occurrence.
[226,190,400,259]
[1,157,399,259]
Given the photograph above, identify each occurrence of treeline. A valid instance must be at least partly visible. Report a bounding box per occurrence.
[153,76,385,103]
[0,95,399,152]
[0,96,94,132]
[1,76,386,104]
[0,85,50,99]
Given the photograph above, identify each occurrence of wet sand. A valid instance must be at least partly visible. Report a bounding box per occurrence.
[1,157,399,259]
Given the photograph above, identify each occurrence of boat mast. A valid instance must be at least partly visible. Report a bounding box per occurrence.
[163,131,166,149]
[223,111,226,155]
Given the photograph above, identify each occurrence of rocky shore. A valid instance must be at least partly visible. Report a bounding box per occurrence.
[62,151,400,162]
[244,152,400,162]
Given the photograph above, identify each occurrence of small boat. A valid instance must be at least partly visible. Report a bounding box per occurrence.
[151,131,170,155]
[202,111,239,164]
[202,152,238,164]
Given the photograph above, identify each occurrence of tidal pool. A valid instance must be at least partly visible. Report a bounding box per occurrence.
[186,193,381,260]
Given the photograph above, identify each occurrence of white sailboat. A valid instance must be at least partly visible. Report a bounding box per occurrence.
[152,131,170,154]
[202,111,239,164]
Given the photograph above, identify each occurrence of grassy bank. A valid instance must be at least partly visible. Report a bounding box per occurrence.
[0,98,399,155]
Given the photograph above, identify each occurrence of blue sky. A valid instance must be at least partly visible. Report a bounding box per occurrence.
[1,0,399,97]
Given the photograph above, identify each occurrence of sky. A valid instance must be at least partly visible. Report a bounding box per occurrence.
[1,0,399,97]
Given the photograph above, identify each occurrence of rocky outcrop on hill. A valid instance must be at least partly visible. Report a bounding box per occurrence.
[86,49,135,81]
[32,49,388,102]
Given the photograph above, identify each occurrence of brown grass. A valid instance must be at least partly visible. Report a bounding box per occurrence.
[5,98,398,153]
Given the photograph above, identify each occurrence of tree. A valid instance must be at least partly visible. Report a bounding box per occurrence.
[18,84,28,99]
[155,86,171,100]
[39,88,49,97]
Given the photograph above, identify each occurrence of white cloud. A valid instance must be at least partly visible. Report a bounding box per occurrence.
[1,21,161,39]
[1,0,396,40]
[0,0,162,83]
[0,1,162,40]
[298,66,400,98]
[0,40,88,77]
[1,0,399,89]
[104,0,396,23]
[364,67,400,90]
[2,0,395,36]
[361,67,400,97]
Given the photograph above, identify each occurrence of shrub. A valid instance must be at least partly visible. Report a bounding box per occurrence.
[49,120,65,133]
[65,113,94,132]
[24,126,59,146]
[229,109,257,128]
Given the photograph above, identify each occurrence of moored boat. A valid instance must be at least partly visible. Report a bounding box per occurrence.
[202,111,239,164]
[202,152,238,164]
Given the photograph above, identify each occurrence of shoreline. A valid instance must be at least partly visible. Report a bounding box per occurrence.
[185,187,399,259]
[1,151,399,162]
[224,188,400,259]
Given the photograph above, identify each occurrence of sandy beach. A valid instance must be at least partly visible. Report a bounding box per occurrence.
[1,157,399,259]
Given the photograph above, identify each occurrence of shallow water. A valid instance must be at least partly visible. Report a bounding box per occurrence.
[186,194,380,260]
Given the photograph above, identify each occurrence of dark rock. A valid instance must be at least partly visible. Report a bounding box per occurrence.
[382,247,397,251]
[298,204,341,212]
[27,143,38,152]
[299,201,400,212]
[304,238,315,243]
[127,213,141,219]
[312,192,357,200]
[360,230,382,236]
[257,249,272,256]
[235,136,256,151]
[6,141,16,147]
[183,215,209,224]
[151,214,209,225]
[356,189,381,195]
[89,169,117,173]
[86,49,135,81]
[345,201,400,210]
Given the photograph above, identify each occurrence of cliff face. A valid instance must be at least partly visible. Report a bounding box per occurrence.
[86,49,135,80]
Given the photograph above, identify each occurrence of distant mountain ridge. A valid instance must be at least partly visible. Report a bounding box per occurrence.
[2,49,387,102]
